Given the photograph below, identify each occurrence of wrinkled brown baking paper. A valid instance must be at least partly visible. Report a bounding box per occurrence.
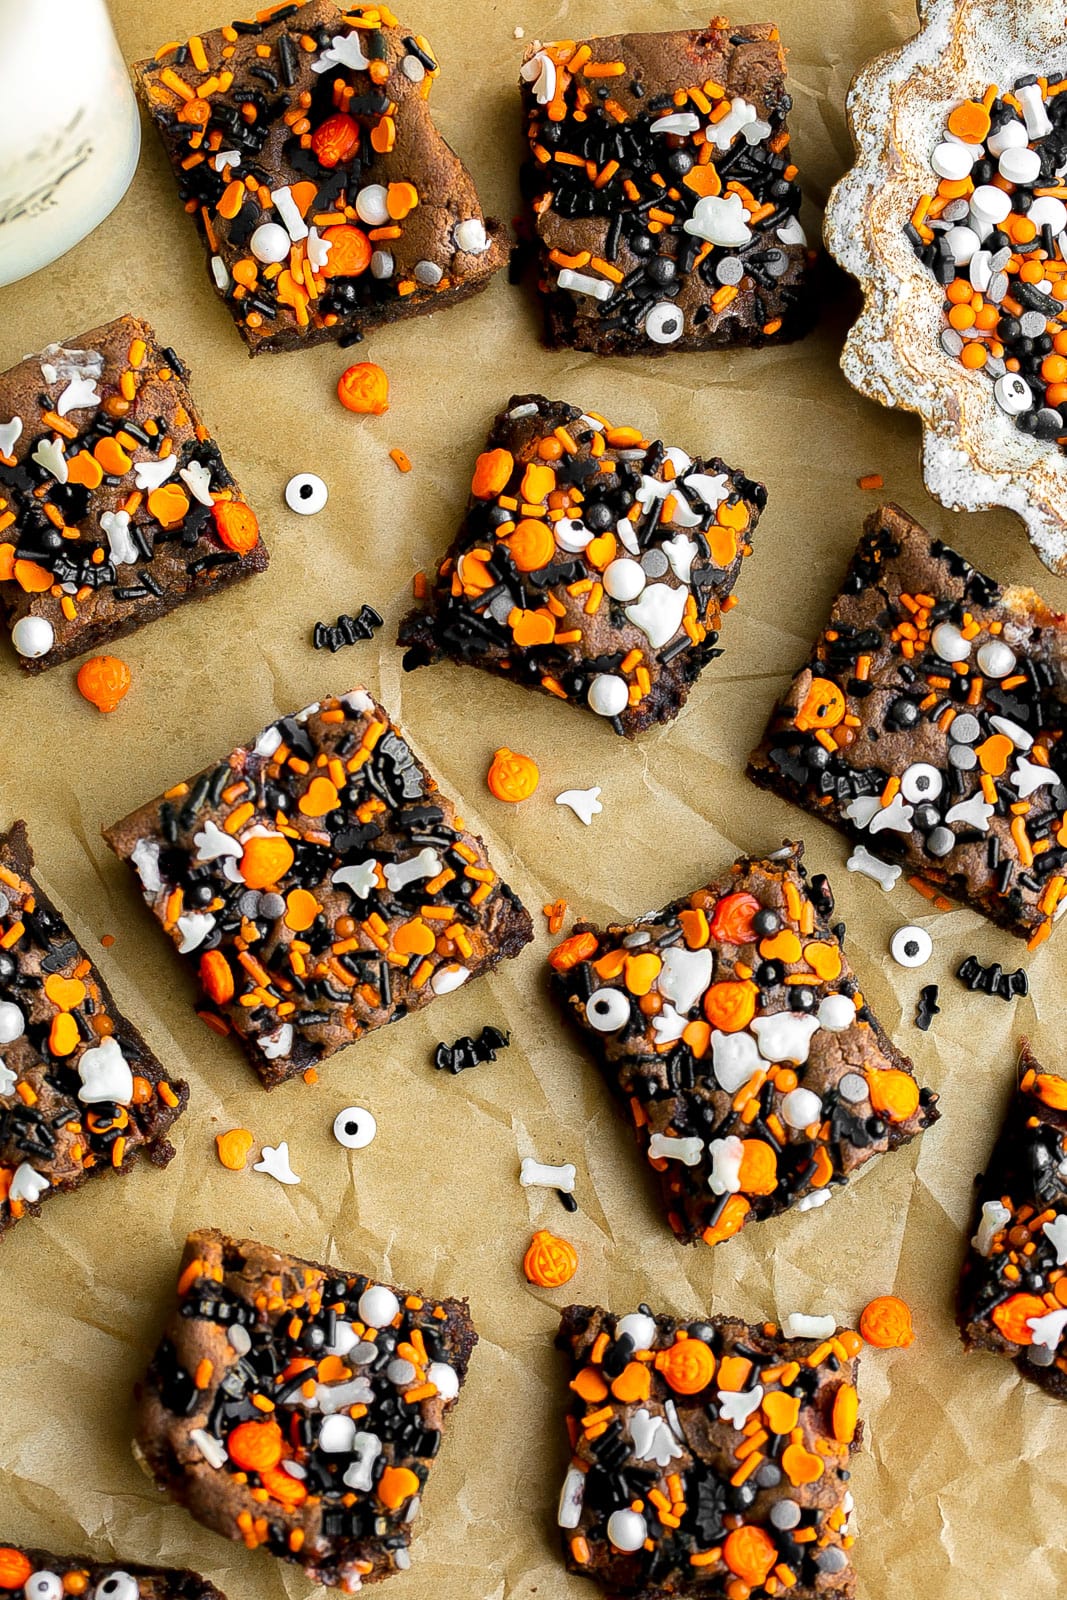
[2,0,1066,1594]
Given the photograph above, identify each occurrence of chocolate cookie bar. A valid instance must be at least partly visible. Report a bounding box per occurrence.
[103,688,532,1087]
[549,843,937,1249]
[0,314,267,672]
[747,504,1067,945]
[135,1228,476,1587]
[957,1043,1067,1400]
[0,821,186,1238]
[133,1,507,356]
[519,20,815,355]
[555,1303,861,1599]
[0,1548,224,1600]
[398,394,764,736]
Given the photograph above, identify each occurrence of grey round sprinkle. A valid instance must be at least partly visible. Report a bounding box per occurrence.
[414,259,443,286]
[770,1500,801,1530]
[926,826,955,857]
[716,257,744,285]
[351,1340,379,1365]
[640,548,669,577]
[949,743,978,769]
[949,712,981,744]
[754,1461,782,1488]
[238,891,262,919]
[990,246,1012,272]
[838,1072,869,1104]
[400,55,425,81]
[0,892,8,919]
[984,355,1006,378]
[817,1549,849,1574]
[488,593,514,626]
[986,272,1010,304]
[259,892,286,919]
[941,198,970,223]
[1028,1342,1056,1367]
[764,249,789,278]
[940,329,964,357]
[1021,310,1047,338]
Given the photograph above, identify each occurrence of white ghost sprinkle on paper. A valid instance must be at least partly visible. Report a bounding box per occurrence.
[555,787,603,825]
[254,1141,301,1184]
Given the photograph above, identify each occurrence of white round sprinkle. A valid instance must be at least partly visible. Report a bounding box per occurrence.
[12,615,54,658]
[970,185,1012,225]
[400,55,425,81]
[250,222,291,264]
[607,1509,647,1552]
[781,1088,822,1129]
[358,1285,399,1327]
[900,761,943,803]
[319,1414,357,1452]
[428,1360,460,1400]
[285,472,328,515]
[943,224,980,264]
[976,638,1017,678]
[931,621,971,662]
[588,673,629,718]
[987,118,1028,156]
[616,1311,657,1350]
[370,249,395,279]
[454,218,489,253]
[0,999,25,1043]
[644,301,685,344]
[602,557,646,601]
[333,1105,377,1149]
[586,987,630,1032]
[1029,196,1067,234]
[994,372,1033,416]
[931,141,973,180]
[999,146,1041,185]
[25,1577,62,1600]
[817,993,856,1032]
[92,1575,138,1600]
[890,925,932,968]
[355,184,390,225]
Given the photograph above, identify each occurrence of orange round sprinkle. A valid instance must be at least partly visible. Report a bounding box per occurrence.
[523,1228,578,1287]
[723,1525,777,1587]
[859,1294,915,1348]
[487,746,540,803]
[337,361,389,414]
[656,1335,716,1394]
[240,833,295,888]
[960,342,987,369]
[310,112,360,167]
[946,278,972,304]
[216,1127,254,1171]
[0,1552,33,1591]
[212,500,260,554]
[321,224,372,278]
[227,1418,284,1471]
[703,979,758,1033]
[76,654,131,713]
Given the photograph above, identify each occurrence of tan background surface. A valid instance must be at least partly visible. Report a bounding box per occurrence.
[1,1,1065,1596]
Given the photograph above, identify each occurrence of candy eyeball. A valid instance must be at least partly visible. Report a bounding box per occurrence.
[644,301,685,344]
[93,1575,139,1600]
[890,925,933,968]
[333,1105,377,1149]
[25,1576,63,1600]
[900,762,943,802]
[585,987,630,1032]
[285,473,328,515]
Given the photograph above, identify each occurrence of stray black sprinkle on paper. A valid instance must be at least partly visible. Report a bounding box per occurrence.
[433,1024,510,1074]
[557,1188,579,1213]
[312,604,383,653]
[915,983,940,1031]
[957,954,1029,1002]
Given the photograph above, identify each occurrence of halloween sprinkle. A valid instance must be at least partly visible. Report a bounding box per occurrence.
[311,603,383,651]
[956,953,1029,1000]
[432,1024,509,1074]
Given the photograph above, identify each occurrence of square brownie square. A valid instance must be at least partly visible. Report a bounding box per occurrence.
[747,503,1067,945]
[549,842,937,1248]
[398,393,765,736]
[0,314,267,672]
[0,820,187,1238]
[133,0,507,356]
[0,1549,224,1600]
[134,1228,476,1588]
[555,1302,862,1599]
[103,687,532,1087]
[519,21,815,355]
[957,1042,1067,1399]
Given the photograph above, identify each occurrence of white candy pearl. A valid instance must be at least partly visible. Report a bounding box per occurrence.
[607,1509,647,1552]
[454,218,489,253]
[943,224,980,264]
[999,146,1041,185]
[11,615,54,658]
[602,558,646,601]
[355,184,389,225]
[0,999,25,1042]
[931,621,971,662]
[586,988,630,1032]
[970,185,1011,224]
[987,118,1028,157]
[994,372,1033,416]
[250,222,291,264]
[976,639,1016,678]
[588,673,629,717]
[319,1414,357,1452]
[616,1311,657,1350]
[428,1360,460,1400]
[358,1285,399,1327]
[781,1088,822,1129]
[931,141,973,180]
[890,925,933,968]
[817,994,856,1032]
[900,761,943,802]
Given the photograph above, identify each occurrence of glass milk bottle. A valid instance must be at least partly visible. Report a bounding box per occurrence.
[0,0,140,287]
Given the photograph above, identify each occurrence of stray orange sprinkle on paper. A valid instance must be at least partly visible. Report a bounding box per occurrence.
[389,448,412,473]
[215,1128,255,1171]
[859,1294,915,1348]
[857,473,884,490]
[100,933,116,948]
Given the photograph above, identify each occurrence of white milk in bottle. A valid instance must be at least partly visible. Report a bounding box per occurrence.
[0,0,140,286]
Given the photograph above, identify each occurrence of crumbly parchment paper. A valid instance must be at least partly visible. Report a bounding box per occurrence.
[2,0,1067,1595]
